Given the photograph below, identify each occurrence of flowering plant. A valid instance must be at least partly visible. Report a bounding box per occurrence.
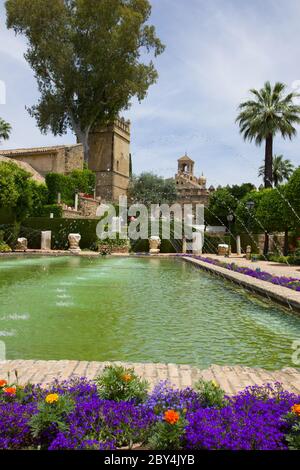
[29,393,75,449]
[95,365,148,403]
[194,378,227,408]
[282,404,300,450]
[148,409,187,450]
[0,374,300,450]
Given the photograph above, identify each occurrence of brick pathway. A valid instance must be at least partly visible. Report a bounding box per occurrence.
[1,360,300,394]
[205,254,300,279]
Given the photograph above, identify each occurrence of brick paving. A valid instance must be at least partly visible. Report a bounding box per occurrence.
[0,360,300,394]
[205,254,300,279]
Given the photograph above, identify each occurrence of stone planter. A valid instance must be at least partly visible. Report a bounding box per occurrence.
[218,244,229,256]
[149,236,161,254]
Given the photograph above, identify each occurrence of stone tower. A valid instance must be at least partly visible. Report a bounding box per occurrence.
[175,154,212,207]
[88,118,131,201]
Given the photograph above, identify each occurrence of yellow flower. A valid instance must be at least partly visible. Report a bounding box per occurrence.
[45,393,59,404]
[211,380,219,388]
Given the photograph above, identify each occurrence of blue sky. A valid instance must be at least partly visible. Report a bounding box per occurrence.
[1,0,300,186]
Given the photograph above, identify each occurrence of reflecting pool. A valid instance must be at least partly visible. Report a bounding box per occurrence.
[0,256,299,369]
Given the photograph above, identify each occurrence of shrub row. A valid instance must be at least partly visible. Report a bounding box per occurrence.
[21,217,100,250]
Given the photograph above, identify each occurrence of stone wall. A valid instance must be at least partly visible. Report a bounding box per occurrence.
[88,118,130,201]
[78,195,100,218]
[64,145,84,173]
[0,144,84,177]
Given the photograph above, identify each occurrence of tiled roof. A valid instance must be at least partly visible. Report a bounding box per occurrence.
[177,155,194,162]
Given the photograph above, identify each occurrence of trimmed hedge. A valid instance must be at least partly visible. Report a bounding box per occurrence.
[0,207,16,224]
[130,238,177,253]
[30,204,63,218]
[21,217,100,250]
[46,170,95,206]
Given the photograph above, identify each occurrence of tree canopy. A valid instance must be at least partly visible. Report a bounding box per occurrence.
[0,160,33,220]
[128,173,177,206]
[6,0,165,161]
[205,183,255,227]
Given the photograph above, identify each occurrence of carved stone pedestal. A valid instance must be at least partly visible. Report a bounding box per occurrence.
[16,238,27,252]
[68,233,81,252]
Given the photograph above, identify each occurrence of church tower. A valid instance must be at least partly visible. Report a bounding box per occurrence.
[88,118,131,201]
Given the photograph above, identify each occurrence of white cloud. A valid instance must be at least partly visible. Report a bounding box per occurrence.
[1,0,300,186]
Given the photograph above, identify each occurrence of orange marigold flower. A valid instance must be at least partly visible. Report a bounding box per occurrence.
[164,409,180,425]
[4,386,16,396]
[45,393,59,404]
[291,404,300,416]
[122,373,133,383]
[0,380,7,388]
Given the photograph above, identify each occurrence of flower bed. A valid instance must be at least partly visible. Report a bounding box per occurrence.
[1,366,300,450]
[180,254,300,292]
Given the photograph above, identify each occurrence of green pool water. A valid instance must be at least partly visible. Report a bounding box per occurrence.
[0,255,299,369]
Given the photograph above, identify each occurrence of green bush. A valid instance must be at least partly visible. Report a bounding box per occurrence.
[46,169,95,206]
[31,204,62,218]
[95,365,149,403]
[194,379,227,408]
[0,231,12,252]
[287,255,300,266]
[0,160,32,221]
[203,233,226,253]
[0,222,20,249]
[21,217,100,250]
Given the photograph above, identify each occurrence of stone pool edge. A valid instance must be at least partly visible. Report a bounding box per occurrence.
[1,360,300,395]
[182,256,300,314]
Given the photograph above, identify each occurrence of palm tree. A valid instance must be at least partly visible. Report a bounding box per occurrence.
[0,118,11,143]
[236,81,300,188]
[258,154,294,187]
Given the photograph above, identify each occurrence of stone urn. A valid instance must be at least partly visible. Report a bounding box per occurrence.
[149,236,161,254]
[68,233,81,252]
[16,237,28,252]
[218,244,229,256]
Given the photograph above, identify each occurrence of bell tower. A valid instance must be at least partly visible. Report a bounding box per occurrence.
[88,118,131,201]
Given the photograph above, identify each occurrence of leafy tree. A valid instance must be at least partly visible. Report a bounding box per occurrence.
[258,155,294,187]
[28,180,49,216]
[0,160,33,221]
[286,167,300,229]
[46,169,96,205]
[205,188,236,227]
[128,173,177,206]
[236,82,300,188]
[229,183,256,201]
[256,187,294,255]
[235,190,266,236]
[0,117,11,142]
[6,0,165,162]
